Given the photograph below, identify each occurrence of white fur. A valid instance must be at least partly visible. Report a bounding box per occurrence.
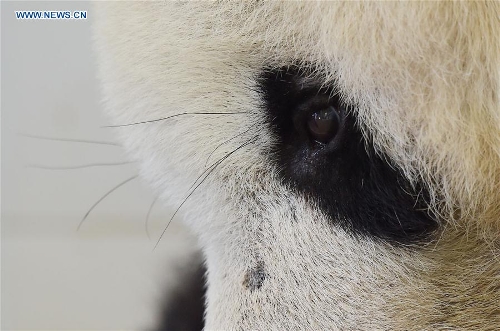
[94,2,500,330]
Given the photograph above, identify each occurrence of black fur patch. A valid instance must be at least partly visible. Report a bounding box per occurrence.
[243,261,267,291]
[156,261,205,331]
[259,67,438,245]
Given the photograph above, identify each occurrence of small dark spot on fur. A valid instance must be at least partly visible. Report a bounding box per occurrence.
[243,261,267,291]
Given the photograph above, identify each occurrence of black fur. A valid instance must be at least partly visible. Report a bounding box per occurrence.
[243,261,267,291]
[260,67,438,245]
[156,261,205,331]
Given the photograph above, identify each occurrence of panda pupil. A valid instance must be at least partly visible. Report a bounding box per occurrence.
[307,106,340,143]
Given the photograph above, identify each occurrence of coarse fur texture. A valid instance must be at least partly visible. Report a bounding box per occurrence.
[94,2,500,330]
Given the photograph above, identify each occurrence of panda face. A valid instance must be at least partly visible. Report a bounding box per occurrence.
[94,2,500,330]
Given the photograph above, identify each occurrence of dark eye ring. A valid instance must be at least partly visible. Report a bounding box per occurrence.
[307,105,341,144]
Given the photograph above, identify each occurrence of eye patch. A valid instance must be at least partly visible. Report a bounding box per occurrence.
[259,66,438,245]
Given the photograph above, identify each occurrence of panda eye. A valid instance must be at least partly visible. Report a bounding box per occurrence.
[307,106,341,144]
[262,67,438,244]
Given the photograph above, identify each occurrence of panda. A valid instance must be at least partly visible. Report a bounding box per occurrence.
[94,2,500,330]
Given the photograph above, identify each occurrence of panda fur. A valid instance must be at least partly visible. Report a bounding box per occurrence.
[94,2,500,330]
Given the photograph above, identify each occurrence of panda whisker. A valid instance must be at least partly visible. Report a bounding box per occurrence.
[153,161,221,250]
[104,112,247,128]
[27,161,134,170]
[187,134,258,193]
[204,124,257,168]
[145,195,159,240]
[19,133,121,146]
[77,175,138,231]
[154,136,258,250]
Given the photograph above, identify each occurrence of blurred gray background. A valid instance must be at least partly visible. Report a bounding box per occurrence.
[2,1,196,329]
